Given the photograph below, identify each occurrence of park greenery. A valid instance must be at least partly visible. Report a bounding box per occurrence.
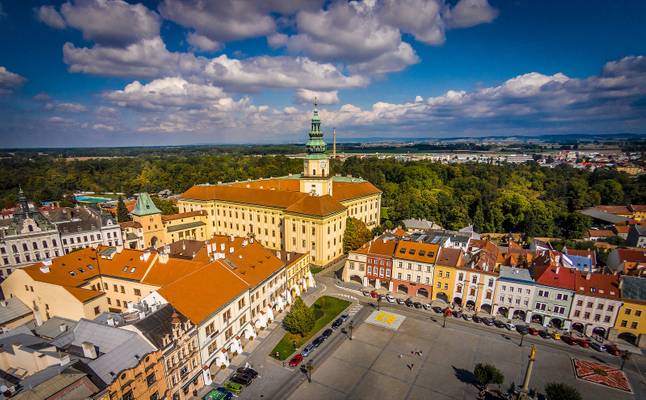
[283,297,316,337]
[473,363,504,390]
[544,382,582,400]
[2,153,644,239]
[272,296,350,360]
[343,217,373,253]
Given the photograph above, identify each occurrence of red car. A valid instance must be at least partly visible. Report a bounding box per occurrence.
[578,339,591,348]
[528,327,540,336]
[288,354,303,368]
[561,335,577,345]
[605,343,621,356]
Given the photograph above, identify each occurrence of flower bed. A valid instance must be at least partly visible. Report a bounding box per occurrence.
[572,358,632,393]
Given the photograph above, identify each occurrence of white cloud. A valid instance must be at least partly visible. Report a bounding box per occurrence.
[60,0,160,46]
[92,123,115,131]
[0,66,26,95]
[379,0,446,45]
[203,54,368,91]
[445,0,499,29]
[295,88,339,104]
[35,5,66,29]
[45,102,87,112]
[104,77,227,110]
[187,32,221,52]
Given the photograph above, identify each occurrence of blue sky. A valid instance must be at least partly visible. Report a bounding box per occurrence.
[0,0,645,147]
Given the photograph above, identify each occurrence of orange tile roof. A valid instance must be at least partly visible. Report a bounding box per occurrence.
[142,257,206,286]
[588,229,615,237]
[394,241,440,263]
[161,210,206,222]
[631,204,646,212]
[23,247,101,287]
[354,236,397,257]
[285,195,346,217]
[65,286,104,303]
[613,225,630,234]
[119,221,141,229]
[157,262,249,324]
[180,178,380,217]
[436,247,464,267]
[392,228,406,237]
[574,272,620,300]
[596,205,631,215]
[218,240,285,287]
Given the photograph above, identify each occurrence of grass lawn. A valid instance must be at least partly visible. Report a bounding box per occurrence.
[310,266,324,275]
[271,296,351,361]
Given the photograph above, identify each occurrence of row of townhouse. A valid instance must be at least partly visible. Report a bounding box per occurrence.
[1,235,314,398]
[343,233,646,347]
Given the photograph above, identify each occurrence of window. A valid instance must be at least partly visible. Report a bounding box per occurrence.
[620,320,627,327]
[134,288,141,296]
[574,310,580,317]
[150,393,159,400]
[502,285,506,292]
[121,390,134,400]
[471,276,477,284]
[604,315,611,323]
[225,327,233,340]
[577,300,583,306]
[597,303,603,310]
[238,298,246,308]
[584,312,590,319]
[146,373,156,387]
[636,310,642,317]
[94,306,100,315]
[625,308,632,315]
[607,305,614,312]
[631,322,638,329]
[205,322,216,336]
[120,285,125,294]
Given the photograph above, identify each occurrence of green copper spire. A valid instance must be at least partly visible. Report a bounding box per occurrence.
[131,192,161,216]
[306,98,327,159]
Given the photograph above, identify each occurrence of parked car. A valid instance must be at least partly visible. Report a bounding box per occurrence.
[482,318,495,326]
[312,336,326,347]
[551,331,561,340]
[361,290,371,297]
[386,294,395,303]
[332,318,343,330]
[289,354,304,367]
[516,325,529,335]
[578,339,591,348]
[539,330,551,339]
[432,306,444,314]
[370,291,379,298]
[452,310,463,318]
[505,322,516,331]
[462,313,473,321]
[340,314,349,322]
[493,320,507,328]
[236,367,258,379]
[301,344,315,357]
[561,335,577,345]
[422,303,431,310]
[230,373,253,386]
[528,327,540,336]
[413,302,423,309]
[223,382,243,396]
[405,299,414,307]
[591,342,607,352]
[322,328,333,338]
[472,315,482,323]
[203,388,233,400]
[396,298,406,305]
[605,343,621,356]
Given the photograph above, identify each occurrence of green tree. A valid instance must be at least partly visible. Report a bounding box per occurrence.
[473,363,504,390]
[282,297,315,337]
[151,196,178,215]
[343,217,373,253]
[116,196,130,222]
[544,383,582,400]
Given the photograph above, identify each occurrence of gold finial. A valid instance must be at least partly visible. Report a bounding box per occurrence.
[314,97,318,108]
[529,345,536,360]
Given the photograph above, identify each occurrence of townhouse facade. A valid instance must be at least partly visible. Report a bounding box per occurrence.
[610,276,646,348]
[431,247,464,303]
[569,272,622,338]
[493,266,535,322]
[392,240,440,300]
[530,257,576,330]
[43,206,122,253]
[453,240,500,313]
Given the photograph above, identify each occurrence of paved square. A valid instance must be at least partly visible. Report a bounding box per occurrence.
[287,312,644,400]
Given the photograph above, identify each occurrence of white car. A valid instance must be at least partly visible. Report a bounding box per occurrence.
[385,294,395,303]
[422,303,431,310]
[506,322,516,331]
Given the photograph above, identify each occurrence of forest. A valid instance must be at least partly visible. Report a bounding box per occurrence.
[1,154,644,239]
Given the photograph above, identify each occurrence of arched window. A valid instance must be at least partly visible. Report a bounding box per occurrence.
[11,245,17,253]
[28,225,33,232]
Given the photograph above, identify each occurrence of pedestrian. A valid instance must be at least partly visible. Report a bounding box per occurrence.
[407,364,412,370]
[399,354,403,358]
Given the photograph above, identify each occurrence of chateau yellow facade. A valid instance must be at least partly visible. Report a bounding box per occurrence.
[177,104,381,266]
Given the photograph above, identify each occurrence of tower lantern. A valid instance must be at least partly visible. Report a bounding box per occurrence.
[300,99,332,197]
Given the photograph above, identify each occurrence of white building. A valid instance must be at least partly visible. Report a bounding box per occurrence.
[493,266,535,322]
[43,206,122,253]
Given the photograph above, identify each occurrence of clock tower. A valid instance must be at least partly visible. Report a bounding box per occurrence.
[300,99,332,196]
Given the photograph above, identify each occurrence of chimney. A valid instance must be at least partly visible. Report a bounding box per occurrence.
[182,241,186,251]
[59,354,71,366]
[33,307,43,327]
[59,323,67,332]
[242,240,248,247]
[159,252,169,264]
[585,272,591,280]
[229,235,234,242]
[81,342,98,359]
[229,247,234,254]
[106,317,115,327]
[220,243,225,251]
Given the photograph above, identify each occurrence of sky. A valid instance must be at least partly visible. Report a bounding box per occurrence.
[0,0,645,148]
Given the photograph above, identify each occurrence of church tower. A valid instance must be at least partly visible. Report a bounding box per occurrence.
[300,99,332,196]
[130,192,165,248]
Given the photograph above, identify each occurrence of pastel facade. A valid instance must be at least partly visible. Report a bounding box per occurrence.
[610,276,646,348]
[493,266,535,322]
[392,240,440,299]
[569,272,621,338]
[431,248,464,303]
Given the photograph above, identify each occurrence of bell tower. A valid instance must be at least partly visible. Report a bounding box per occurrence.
[300,99,332,196]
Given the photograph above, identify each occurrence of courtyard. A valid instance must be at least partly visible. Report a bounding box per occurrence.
[286,308,645,400]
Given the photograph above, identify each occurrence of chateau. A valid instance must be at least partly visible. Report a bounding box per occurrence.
[178,103,382,265]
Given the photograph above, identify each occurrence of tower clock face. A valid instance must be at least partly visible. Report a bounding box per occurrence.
[320,160,328,170]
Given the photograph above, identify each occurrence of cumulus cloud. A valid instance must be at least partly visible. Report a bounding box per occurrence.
[445,0,499,29]
[64,0,160,46]
[295,88,339,104]
[92,123,115,131]
[35,5,66,29]
[187,32,221,52]
[104,77,227,110]
[0,66,26,95]
[321,56,646,135]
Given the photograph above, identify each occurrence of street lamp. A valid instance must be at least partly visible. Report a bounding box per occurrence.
[348,320,354,340]
[519,331,527,347]
[377,296,381,311]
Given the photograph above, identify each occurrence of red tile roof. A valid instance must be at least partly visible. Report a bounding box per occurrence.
[574,272,620,300]
[533,263,576,290]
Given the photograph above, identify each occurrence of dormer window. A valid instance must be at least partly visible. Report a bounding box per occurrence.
[409,249,415,255]
[69,271,76,277]
[399,248,406,254]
